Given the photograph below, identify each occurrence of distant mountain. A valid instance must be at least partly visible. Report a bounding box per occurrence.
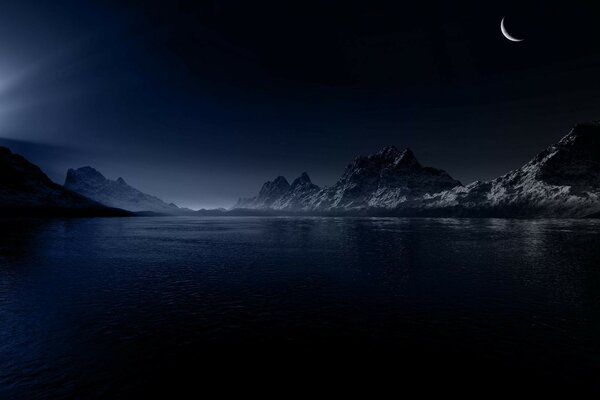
[0,147,127,216]
[235,172,322,210]
[232,122,600,218]
[65,167,188,214]
[273,172,322,210]
[235,176,292,209]
[235,146,462,212]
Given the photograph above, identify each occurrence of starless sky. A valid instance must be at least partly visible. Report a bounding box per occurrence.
[1,0,600,208]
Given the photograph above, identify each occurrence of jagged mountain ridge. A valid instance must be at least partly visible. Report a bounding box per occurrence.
[5,121,600,218]
[235,145,462,211]
[273,172,322,210]
[65,167,185,214]
[308,146,462,210]
[235,172,323,211]
[421,121,600,217]
[0,147,127,216]
[233,122,600,217]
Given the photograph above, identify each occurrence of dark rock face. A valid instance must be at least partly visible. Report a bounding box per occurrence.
[290,172,314,189]
[0,147,55,195]
[273,172,321,210]
[65,167,183,213]
[235,176,292,209]
[0,147,126,216]
[257,176,291,206]
[536,122,600,189]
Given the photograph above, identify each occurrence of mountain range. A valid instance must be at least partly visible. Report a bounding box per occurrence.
[2,121,600,218]
[234,122,600,218]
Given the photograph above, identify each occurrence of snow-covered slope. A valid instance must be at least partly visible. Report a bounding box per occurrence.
[308,146,461,210]
[422,122,600,217]
[232,122,600,217]
[0,147,126,216]
[65,167,185,214]
[235,145,462,212]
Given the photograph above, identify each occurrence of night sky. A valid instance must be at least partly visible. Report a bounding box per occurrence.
[1,0,600,208]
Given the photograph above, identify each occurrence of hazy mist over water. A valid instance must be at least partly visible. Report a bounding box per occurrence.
[1,217,600,396]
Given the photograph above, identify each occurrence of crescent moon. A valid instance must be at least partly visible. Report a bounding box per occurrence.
[500,17,524,42]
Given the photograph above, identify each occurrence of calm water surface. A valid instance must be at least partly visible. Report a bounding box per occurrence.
[1,217,600,397]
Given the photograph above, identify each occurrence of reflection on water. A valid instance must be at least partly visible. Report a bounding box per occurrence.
[1,217,600,397]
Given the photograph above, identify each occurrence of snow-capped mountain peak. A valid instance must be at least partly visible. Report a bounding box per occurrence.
[232,124,600,217]
[65,167,182,213]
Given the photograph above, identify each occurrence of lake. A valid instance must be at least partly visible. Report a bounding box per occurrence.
[1,217,600,397]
